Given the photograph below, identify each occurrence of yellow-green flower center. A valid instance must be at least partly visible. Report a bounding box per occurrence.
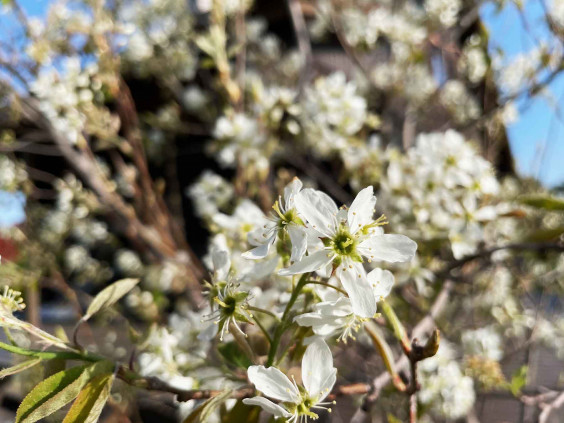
[332,231,357,256]
[272,200,303,228]
[285,393,320,421]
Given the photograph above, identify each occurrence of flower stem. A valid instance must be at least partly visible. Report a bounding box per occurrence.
[248,305,280,321]
[365,321,407,392]
[0,340,102,362]
[229,321,257,364]
[252,315,272,344]
[306,280,347,296]
[3,328,17,346]
[380,299,411,354]
[266,272,309,366]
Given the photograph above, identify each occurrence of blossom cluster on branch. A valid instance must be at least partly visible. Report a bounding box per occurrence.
[0,0,563,422]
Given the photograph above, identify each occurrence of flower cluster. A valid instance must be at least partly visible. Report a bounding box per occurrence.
[301,73,367,157]
[418,341,476,419]
[2,0,564,420]
[30,57,107,145]
[380,130,500,258]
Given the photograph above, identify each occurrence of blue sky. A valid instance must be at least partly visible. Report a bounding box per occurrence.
[2,0,564,192]
[482,1,564,187]
[0,191,26,228]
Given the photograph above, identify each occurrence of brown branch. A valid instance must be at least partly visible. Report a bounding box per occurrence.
[365,280,453,406]
[287,0,313,93]
[117,365,370,402]
[359,241,563,415]
[234,9,246,111]
[443,241,564,275]
[539,391,564,423]
[329,4,373,83]
[291,154,352,204]
[0,141,63,156]
[18,96,205,305]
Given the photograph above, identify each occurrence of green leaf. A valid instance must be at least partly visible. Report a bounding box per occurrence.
[62,373,114,423]
[387,413,402,423]
[525,226,564,242]
[0,357,42,380]
[222,400,260,423]
[509,365,528,397]
[182,389,233,423]
[43,358,67,380]
[16,360,113,423]
[520,195,564,211]
[218,341,252,369]
[0,341,99,362]
[83,278,140,322]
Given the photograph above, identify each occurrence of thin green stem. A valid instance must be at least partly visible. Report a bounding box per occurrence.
[252,315,272,344]
[229,321,257,364]
[306,280,348,296]
[380,300,411,354]
[248,305,280,321]
[3,328,17,346]
[275,325,302,366]
[365,321,407,392]
[266,273,309,366]
[0,340,102,362]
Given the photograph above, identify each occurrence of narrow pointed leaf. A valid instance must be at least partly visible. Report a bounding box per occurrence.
[62,373,114,423]
[16,360,113,423]
[83,278,140,322]
[0,357,42,380]
[520,195,564,211]
[182,389,233,423]
[223,400,260,423]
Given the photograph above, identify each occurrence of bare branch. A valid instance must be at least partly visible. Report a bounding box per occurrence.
[287,0,313,92]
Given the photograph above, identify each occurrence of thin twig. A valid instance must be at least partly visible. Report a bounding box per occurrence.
[539,391,564,423]
[234,9,246,110]
[286,0,313,93]
[119,368,371,402]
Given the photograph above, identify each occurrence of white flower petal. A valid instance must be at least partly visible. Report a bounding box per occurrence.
[294,188,338,237]
[294,313,338,336]
[367,268,395,299]
[302,338,337,399]
[317,367,337,402]
[197,322,218,341]
[212,250,230,281]
[242,233,276,260]
[247,365,300,403]
[288,225,307,262]
[348,186,376,234]
[284,177,303,210]
[315,297,353,317]
[242,397,291,418]
[474,206,497,221]
[242,256,280,282]
[358,234,417,263]
[279,249,335,276]
[337,261,376,318]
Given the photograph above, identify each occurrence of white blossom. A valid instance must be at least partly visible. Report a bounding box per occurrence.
[280,186,416,317]
[243,338,337,422]
[244,177,307,262]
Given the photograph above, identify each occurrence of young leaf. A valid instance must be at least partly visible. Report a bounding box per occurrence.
[62,373,114,423]
[182,389,233,423]
[222,400,260,423]
[509,365,528,397]
[16,360,113,423]
[387,413,403,423]
[82,278,140,322]
[0,357,42,380]
[218,341,252,369]
[520,195,564,211]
